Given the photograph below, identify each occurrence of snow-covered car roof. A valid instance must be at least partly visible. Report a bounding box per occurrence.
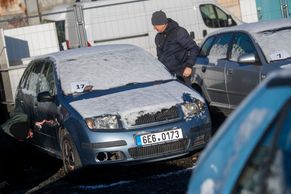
[45,44,172,95]
[206,18,291,36]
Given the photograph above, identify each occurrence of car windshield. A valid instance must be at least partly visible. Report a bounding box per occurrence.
[254,27,291,63]
[58,46,173,95]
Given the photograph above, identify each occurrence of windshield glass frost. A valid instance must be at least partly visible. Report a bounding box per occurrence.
[58,47,172,95]
[254,28,291,63]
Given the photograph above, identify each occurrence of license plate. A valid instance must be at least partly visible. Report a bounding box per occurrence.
[136,128,183,146]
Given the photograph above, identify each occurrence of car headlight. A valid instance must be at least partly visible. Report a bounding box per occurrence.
[85,115,120,129]
[181,99,205,118]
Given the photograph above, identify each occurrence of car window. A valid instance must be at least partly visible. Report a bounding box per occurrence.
[39,61,55,96]
[199,36,215,56]
[232,101,291,194]
[24,61,43,96]
[230,33,257,62]
[19,64,33,89]
[208,33,233,63]
[200,4,236,28]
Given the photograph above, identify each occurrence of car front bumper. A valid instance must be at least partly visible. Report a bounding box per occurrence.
[77,114,212,166]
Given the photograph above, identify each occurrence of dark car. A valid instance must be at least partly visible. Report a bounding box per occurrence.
[3,44,211,173]
[191,18,291,115]
[188,69,291,194]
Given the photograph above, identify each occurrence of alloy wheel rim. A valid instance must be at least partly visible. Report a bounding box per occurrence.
[63,139,75,172]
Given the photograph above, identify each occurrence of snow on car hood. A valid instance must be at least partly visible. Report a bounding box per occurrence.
[69,81,204,127]
[56,45,172,95]
[254,28,291,63]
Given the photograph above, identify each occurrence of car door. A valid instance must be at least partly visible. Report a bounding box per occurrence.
[33,60,60,152]
[226,32,261,109]
[15,63,33,114]
[231,100,291,194]
[17,61,43,131]
[197,32,234,109]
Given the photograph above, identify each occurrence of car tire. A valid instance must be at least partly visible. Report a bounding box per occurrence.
[61,132,82,174]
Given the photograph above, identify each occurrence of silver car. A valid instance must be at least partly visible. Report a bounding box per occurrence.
[192,19,291,115]
[7,44,211,173]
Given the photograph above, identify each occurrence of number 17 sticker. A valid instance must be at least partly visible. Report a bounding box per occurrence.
[71,81,89,93]
[270,50,290,61]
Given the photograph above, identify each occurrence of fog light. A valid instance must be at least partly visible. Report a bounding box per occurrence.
[96,151,124,162]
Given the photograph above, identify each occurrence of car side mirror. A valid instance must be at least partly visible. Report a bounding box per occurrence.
[238,53,258,64]
[37,91,54,102]
[228,17,233,26]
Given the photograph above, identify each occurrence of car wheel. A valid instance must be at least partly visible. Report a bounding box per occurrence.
[61,132,82,174]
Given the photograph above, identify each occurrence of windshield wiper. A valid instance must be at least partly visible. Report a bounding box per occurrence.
[269,57,291,62]
[124,79,175,87]
[260,27,291,34]
[125,82,140,86]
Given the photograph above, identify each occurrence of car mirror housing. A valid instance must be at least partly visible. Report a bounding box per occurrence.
[238,53,258,64]
[37,91,54,102]
[227,17,233,26]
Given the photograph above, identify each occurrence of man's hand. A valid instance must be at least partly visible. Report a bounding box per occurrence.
[183,67,192,77]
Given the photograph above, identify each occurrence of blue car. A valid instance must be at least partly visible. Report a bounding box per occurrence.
[3,44,211,173]
[188,69,291,194]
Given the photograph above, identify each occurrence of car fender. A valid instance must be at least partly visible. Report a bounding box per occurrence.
[191,73,211,103]
[61,117,87,154]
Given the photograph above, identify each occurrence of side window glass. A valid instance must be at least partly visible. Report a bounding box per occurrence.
[39,62,50,94]
[200,4,236,28]
[199,36,215,56]
[216,6,227,21]
[208,33,233,63]
[39,62,55,96]
[230,33,257,62]
[19,64,33,89]
[200,4,216,28]
[215,6,235,27]
[232,102,291,194]
[25,61,43,96]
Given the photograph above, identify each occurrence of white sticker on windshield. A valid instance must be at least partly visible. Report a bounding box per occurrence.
[270,50,290,61]
[71,81,90,93]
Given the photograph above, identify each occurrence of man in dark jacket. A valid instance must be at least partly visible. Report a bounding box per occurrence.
[151,10,200,85]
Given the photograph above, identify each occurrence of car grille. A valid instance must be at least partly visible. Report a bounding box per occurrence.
[134,106,179,126]
[128,139,188,159]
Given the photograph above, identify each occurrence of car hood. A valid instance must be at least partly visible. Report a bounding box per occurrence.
[69,81,204,127]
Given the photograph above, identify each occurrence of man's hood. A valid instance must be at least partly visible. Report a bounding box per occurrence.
[69,81,203,127]
[165,18,179,34]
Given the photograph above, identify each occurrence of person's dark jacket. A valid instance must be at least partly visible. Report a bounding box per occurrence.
[155,18,200,75]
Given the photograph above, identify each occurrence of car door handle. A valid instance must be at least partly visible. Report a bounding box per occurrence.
[202,66,207,73]
[227,68,233,75]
